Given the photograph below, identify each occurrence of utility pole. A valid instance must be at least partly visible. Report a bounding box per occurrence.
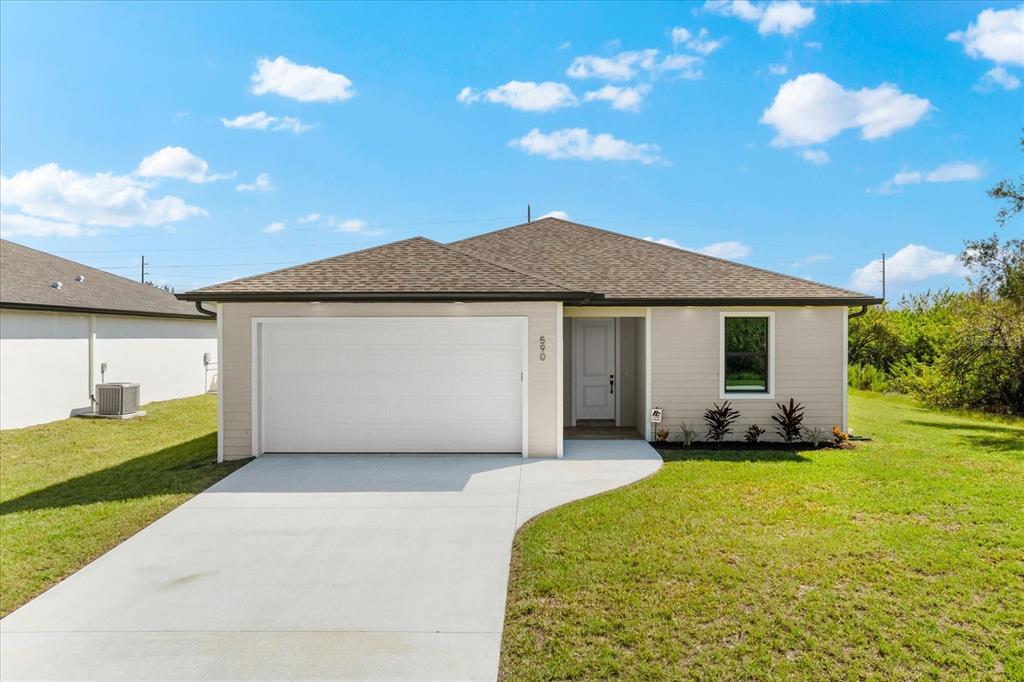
[527,204,531,223]
[881,252,886,302]
[140,255,146,284]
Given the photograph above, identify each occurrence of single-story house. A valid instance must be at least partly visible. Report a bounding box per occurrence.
[0,239,218,429]
[177,217,880,461]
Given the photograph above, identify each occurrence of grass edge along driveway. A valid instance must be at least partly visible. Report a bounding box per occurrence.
[500,391,1024,680]
[0,394,245,617]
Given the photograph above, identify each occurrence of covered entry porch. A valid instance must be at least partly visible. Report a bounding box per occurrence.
[562,307,650,442]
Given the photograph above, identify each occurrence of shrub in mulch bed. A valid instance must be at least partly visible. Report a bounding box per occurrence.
[652,440,835,451]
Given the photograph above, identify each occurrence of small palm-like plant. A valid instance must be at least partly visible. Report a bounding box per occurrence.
[677,421,698,446]
[744,424,766,443]
[803,426,827,447]
[772,398,805,443]
[703,401,740,443]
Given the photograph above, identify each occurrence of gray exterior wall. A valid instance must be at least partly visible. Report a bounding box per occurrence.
[219,301,561,461]
[650,306,846,441]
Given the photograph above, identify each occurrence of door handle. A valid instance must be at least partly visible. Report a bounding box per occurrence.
[609,374,615,394]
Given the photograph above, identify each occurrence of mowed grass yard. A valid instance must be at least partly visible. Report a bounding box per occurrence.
[0,394,245,616]
[501,391,1024,680]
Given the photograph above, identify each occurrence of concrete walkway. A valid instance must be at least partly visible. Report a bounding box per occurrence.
[1,441,661,681]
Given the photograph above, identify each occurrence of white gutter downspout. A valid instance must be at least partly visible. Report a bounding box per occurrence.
[88,313,96,413]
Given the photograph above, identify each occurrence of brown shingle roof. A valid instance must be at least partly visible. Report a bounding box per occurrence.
[179,219,879,305]
[182,237,583,300]
[450,217,877,303]
[0,239,211,319]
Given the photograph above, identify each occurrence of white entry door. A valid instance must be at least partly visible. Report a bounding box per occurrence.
[257,317,525,454]
[574,318,616,421]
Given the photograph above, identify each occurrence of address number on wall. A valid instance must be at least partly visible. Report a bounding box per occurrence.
[539,335,546,361]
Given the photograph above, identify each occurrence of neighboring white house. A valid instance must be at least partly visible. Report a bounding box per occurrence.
[0,239,217,430]
[177,217,881,462]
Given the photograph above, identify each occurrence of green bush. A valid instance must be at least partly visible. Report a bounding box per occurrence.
[848,363,889,392]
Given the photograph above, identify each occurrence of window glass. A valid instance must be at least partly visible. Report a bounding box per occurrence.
[724,317,769,392]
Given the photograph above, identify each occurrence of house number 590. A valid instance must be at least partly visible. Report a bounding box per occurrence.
[539,335,546,361]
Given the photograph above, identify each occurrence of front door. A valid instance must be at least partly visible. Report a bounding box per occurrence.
[574,318,616,421]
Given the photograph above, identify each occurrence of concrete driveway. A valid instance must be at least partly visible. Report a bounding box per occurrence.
[1,441,661,681]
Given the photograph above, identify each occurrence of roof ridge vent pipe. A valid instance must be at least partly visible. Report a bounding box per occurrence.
[75,275,85,283]
[51,281,62,289]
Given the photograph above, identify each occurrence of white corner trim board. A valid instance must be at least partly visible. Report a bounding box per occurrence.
[249,316,530,456]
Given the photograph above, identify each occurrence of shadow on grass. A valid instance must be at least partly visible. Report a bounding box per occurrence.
[902,420,1024,454]
[657,449,811,464]
[0,433,236,515]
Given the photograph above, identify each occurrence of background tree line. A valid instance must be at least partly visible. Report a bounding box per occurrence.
[848,132,1023,415]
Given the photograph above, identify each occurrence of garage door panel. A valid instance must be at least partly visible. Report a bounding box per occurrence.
[260,318,524,454]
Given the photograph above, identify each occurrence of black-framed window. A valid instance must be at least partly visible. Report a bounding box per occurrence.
[723,316,769,393]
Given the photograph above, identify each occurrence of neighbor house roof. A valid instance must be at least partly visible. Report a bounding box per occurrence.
[0,239,212,319]
[179,218,881,305]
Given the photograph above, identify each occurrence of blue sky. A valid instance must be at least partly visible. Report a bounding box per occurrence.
[1,1,1022,299]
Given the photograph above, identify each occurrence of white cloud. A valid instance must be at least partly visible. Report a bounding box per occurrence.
[1,162,206,230]
[567,49,659,80]
[0,212,89,238]
[263,221,285,234]
[583,84,652,111]
[926,162,983,182]
[875,161,982,193]
[799,148,830,165]
[804,40,822,50]
[250,56,355,102]
[236,172,275,192]
[658,53,704,79]
[456,81,577,112]
[769,63,788,75]
[697,240,752,259]
[334,218,367,232]
[643,236,752,259]
[761,73,931,146]
[221,111,315,134]
[671,27,692,46]
[297,213,321,223]
[540,210,570,220]
[704,0,815,36]
[672,27,725,55]
[976,65,1021,91]
[948,6,1024,66]
[644,236,681,247]
[558,41,572,50]
[850,244,966,294]
[136,147,234,183]
[509,128,663,164]
[792,253,832,267]
[758,1,815,36]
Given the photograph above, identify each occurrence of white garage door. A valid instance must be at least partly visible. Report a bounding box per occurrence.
[258,317,525,454]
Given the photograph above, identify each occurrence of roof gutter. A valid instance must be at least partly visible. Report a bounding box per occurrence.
[0,301,214,320]
[176,291,601,303]
[193,301,217,318]
[576,296,885,307]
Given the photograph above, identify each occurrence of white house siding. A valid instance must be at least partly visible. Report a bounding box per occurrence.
[0,310,91,429]
[0,309,216,430]
[650,306,846,441]
[219,301,561,461]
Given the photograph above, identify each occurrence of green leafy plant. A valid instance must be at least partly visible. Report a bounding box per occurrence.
[677,421,698,446]
[703,401,740,443]
[848,363,890,392]
[744,424,766,443]
[772,398,805,443]
[803,426,827,448]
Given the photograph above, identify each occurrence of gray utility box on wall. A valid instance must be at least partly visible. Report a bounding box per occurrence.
[95,382,141,416]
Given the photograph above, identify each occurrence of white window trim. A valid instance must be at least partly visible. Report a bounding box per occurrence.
[719,311,775,400]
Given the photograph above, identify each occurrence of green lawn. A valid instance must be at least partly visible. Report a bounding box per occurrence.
[0,394,244,616]
[501,391,1024,680]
